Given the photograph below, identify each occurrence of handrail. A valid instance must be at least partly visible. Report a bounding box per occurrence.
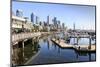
[12,32,41,42]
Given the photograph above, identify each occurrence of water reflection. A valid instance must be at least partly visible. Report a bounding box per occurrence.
[12,48,24,65]
[70,38,95,45]
[47,38,50,50]
[12,33,96,66]
[12,38,40,65]
[28,35,95,65]
[74,50,96,62]
[57,47,61,54]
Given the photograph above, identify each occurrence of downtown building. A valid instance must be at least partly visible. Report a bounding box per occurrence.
[16,9,23,17]
[31,12,34,24]
[12,15,34,33]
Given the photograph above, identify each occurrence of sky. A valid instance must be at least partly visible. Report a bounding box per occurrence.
[12,1,96,30]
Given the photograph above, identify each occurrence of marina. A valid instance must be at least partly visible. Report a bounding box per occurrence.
[51,38,96,52]
[11,1,96,66]
[12,33,96,66]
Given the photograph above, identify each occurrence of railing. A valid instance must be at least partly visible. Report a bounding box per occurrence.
[68,34,95,38]
[12,32,41,42]
[12,31,59,42]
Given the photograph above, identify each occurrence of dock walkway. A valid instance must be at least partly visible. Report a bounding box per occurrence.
[51,38,96,52]
[12,32,41,43]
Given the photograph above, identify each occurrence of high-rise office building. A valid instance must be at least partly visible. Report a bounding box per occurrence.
[52,17,58,29]
[31,13,34,23]
[58,20,60,25]
[57,20,60,29]
[36,16,39,24]
[53,17,57,26]
[47,15,49,26]
[16,9,23,17]
[62,23,65,29]
[73,23,75,30]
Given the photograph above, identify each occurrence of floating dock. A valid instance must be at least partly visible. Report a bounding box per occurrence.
[51,38,96,52]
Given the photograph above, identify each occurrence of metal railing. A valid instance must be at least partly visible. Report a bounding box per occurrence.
[12,32,41,42]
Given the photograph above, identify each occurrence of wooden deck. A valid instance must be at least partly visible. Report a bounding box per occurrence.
[51,38,96,52]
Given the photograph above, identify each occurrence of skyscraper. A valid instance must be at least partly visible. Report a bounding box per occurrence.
[57,20,60,29]
[58,20,60,25]
[52,17,58,29]
[36,16,39,24]
[62,23,65,29]
[73,23,75,31]
[53,17,57,25]
[31,13,34,23]
[16,9,23,17]
[47,15,49,26]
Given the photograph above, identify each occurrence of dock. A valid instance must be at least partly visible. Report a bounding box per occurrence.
[51,38,96,52]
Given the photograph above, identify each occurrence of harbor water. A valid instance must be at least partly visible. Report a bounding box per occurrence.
[12,34,96,66]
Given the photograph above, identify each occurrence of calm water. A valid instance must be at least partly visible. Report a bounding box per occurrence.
[12,34,96,66]
[70,38,95,45]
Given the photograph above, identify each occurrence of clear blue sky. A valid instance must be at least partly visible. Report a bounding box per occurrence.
[12,1,96,30]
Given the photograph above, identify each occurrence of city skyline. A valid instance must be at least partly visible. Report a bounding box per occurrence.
[12,1,96,30]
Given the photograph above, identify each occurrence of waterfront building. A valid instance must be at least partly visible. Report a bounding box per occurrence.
[24,17,29,22]
[39,25,43,32]
[12,15,34,33]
